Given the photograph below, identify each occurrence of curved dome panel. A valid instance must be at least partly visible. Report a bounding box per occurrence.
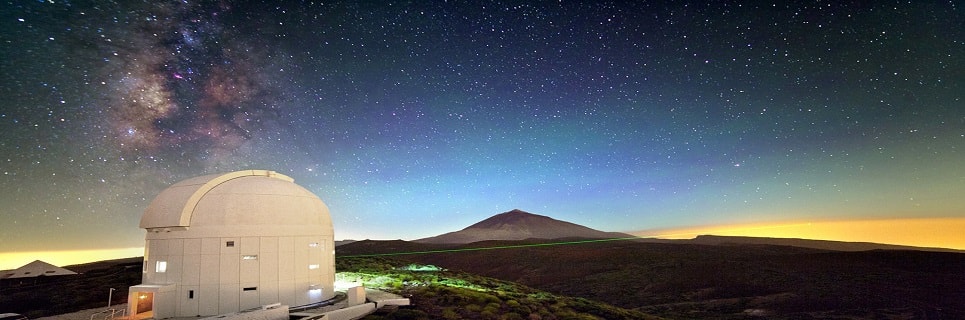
[140,170,329,230]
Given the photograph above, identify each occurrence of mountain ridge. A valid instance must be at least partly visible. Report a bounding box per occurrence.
[689,234,964,253]
[414,209,633,244]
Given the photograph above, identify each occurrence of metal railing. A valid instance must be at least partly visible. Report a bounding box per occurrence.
[89,308,125,320]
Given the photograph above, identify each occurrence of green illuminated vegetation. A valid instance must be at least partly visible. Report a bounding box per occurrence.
[336,257,664,320]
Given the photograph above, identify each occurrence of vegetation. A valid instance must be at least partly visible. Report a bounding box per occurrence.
[340,240,965,319]
[336,257,664,320]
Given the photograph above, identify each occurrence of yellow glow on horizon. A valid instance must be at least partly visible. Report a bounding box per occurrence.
[632,217,965,250]
[2,218,963,270]
[0,247,144,270]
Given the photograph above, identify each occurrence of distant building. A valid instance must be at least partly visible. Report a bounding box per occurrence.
[1,260,77,279]
[127,170,335,319]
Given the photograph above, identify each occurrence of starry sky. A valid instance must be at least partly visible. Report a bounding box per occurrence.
[1,1,962,266]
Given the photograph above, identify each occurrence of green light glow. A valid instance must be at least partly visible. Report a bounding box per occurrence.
[338,237,642,258]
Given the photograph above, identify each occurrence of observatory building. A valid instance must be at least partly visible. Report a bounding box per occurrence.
[127,170,335,319]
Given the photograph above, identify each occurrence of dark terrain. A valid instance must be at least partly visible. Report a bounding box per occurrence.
[0,257,142,318]
[343,210,965,318]
[4,242,964,319]
[4,210,962,319]
[338,238,965,319]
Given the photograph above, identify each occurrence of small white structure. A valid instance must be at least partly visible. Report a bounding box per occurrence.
[128,170,335,319]
[1,260,77,279]
[346,286,366,307]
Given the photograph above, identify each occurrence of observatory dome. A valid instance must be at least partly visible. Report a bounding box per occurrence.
[130,170,336,318]
[140,169,331,237]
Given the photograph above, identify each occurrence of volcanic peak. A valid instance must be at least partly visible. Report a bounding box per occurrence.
[464,209,583,230]
[415,209,630,244]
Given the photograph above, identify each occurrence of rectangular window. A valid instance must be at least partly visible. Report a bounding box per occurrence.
[243,287,258,291]
[156,261,167,273]
[308,264,319,270]
[188,290,194,299]
[226,241,235,247]
[242,255,258,260]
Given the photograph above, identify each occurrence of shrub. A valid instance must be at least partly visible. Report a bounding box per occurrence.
[440,307,460,320]
[386,309,430,320]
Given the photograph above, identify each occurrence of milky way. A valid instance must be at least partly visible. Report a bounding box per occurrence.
[94,1,279,161]
[0,1,962,254]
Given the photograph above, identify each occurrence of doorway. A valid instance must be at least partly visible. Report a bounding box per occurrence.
[134,292,154,318]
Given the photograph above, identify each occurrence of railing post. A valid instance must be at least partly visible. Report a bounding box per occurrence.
[107,288,116,308]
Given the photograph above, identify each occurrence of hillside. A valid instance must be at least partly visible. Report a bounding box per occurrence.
[8,240,965,319]
[338,257,664,320]
[415,209,633,244]
[0,258,142,318]
[338,239,965,319]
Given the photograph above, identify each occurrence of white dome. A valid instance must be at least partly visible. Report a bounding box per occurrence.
[140,170,331,236]
[132,170,336,318]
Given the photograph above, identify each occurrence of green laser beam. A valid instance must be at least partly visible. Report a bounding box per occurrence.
[337,237,643,258]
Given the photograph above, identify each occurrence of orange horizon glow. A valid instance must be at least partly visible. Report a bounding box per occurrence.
[2,218,963,270]
[0,247,144,271]
[631,217,965,250]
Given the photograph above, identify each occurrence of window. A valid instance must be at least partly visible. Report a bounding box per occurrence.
[242,255,258,260]
[188,290,194,299]
[243,287,257,291]
[226,241,235,247]
[308,264,319,270]
[308,242,319,247]
[156,261,167,273]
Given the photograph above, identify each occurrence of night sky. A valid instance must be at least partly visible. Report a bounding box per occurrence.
[1,1,962,263]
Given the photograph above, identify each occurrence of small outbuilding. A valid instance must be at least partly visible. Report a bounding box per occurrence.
[1,260,77,279]
[127,170,335,319]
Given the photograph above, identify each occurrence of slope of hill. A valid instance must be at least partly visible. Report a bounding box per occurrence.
[415,209,633,244]
[0,258,142,318]
[338,257,664,320]
[337,239,965,319]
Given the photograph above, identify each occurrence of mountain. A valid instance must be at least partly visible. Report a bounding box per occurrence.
[414,209,633,244]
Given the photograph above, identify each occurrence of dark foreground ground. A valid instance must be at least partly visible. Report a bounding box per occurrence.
[338,239,965,319]
[4,240,964,319]
[0,258,142,319]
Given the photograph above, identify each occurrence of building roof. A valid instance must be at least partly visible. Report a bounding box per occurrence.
[1,260,77,279]
[140,170,331,231]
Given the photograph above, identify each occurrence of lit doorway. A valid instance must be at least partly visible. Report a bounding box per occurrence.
[133,292,154,318]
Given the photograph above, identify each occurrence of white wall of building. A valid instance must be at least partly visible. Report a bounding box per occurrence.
[142,235,334,317]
